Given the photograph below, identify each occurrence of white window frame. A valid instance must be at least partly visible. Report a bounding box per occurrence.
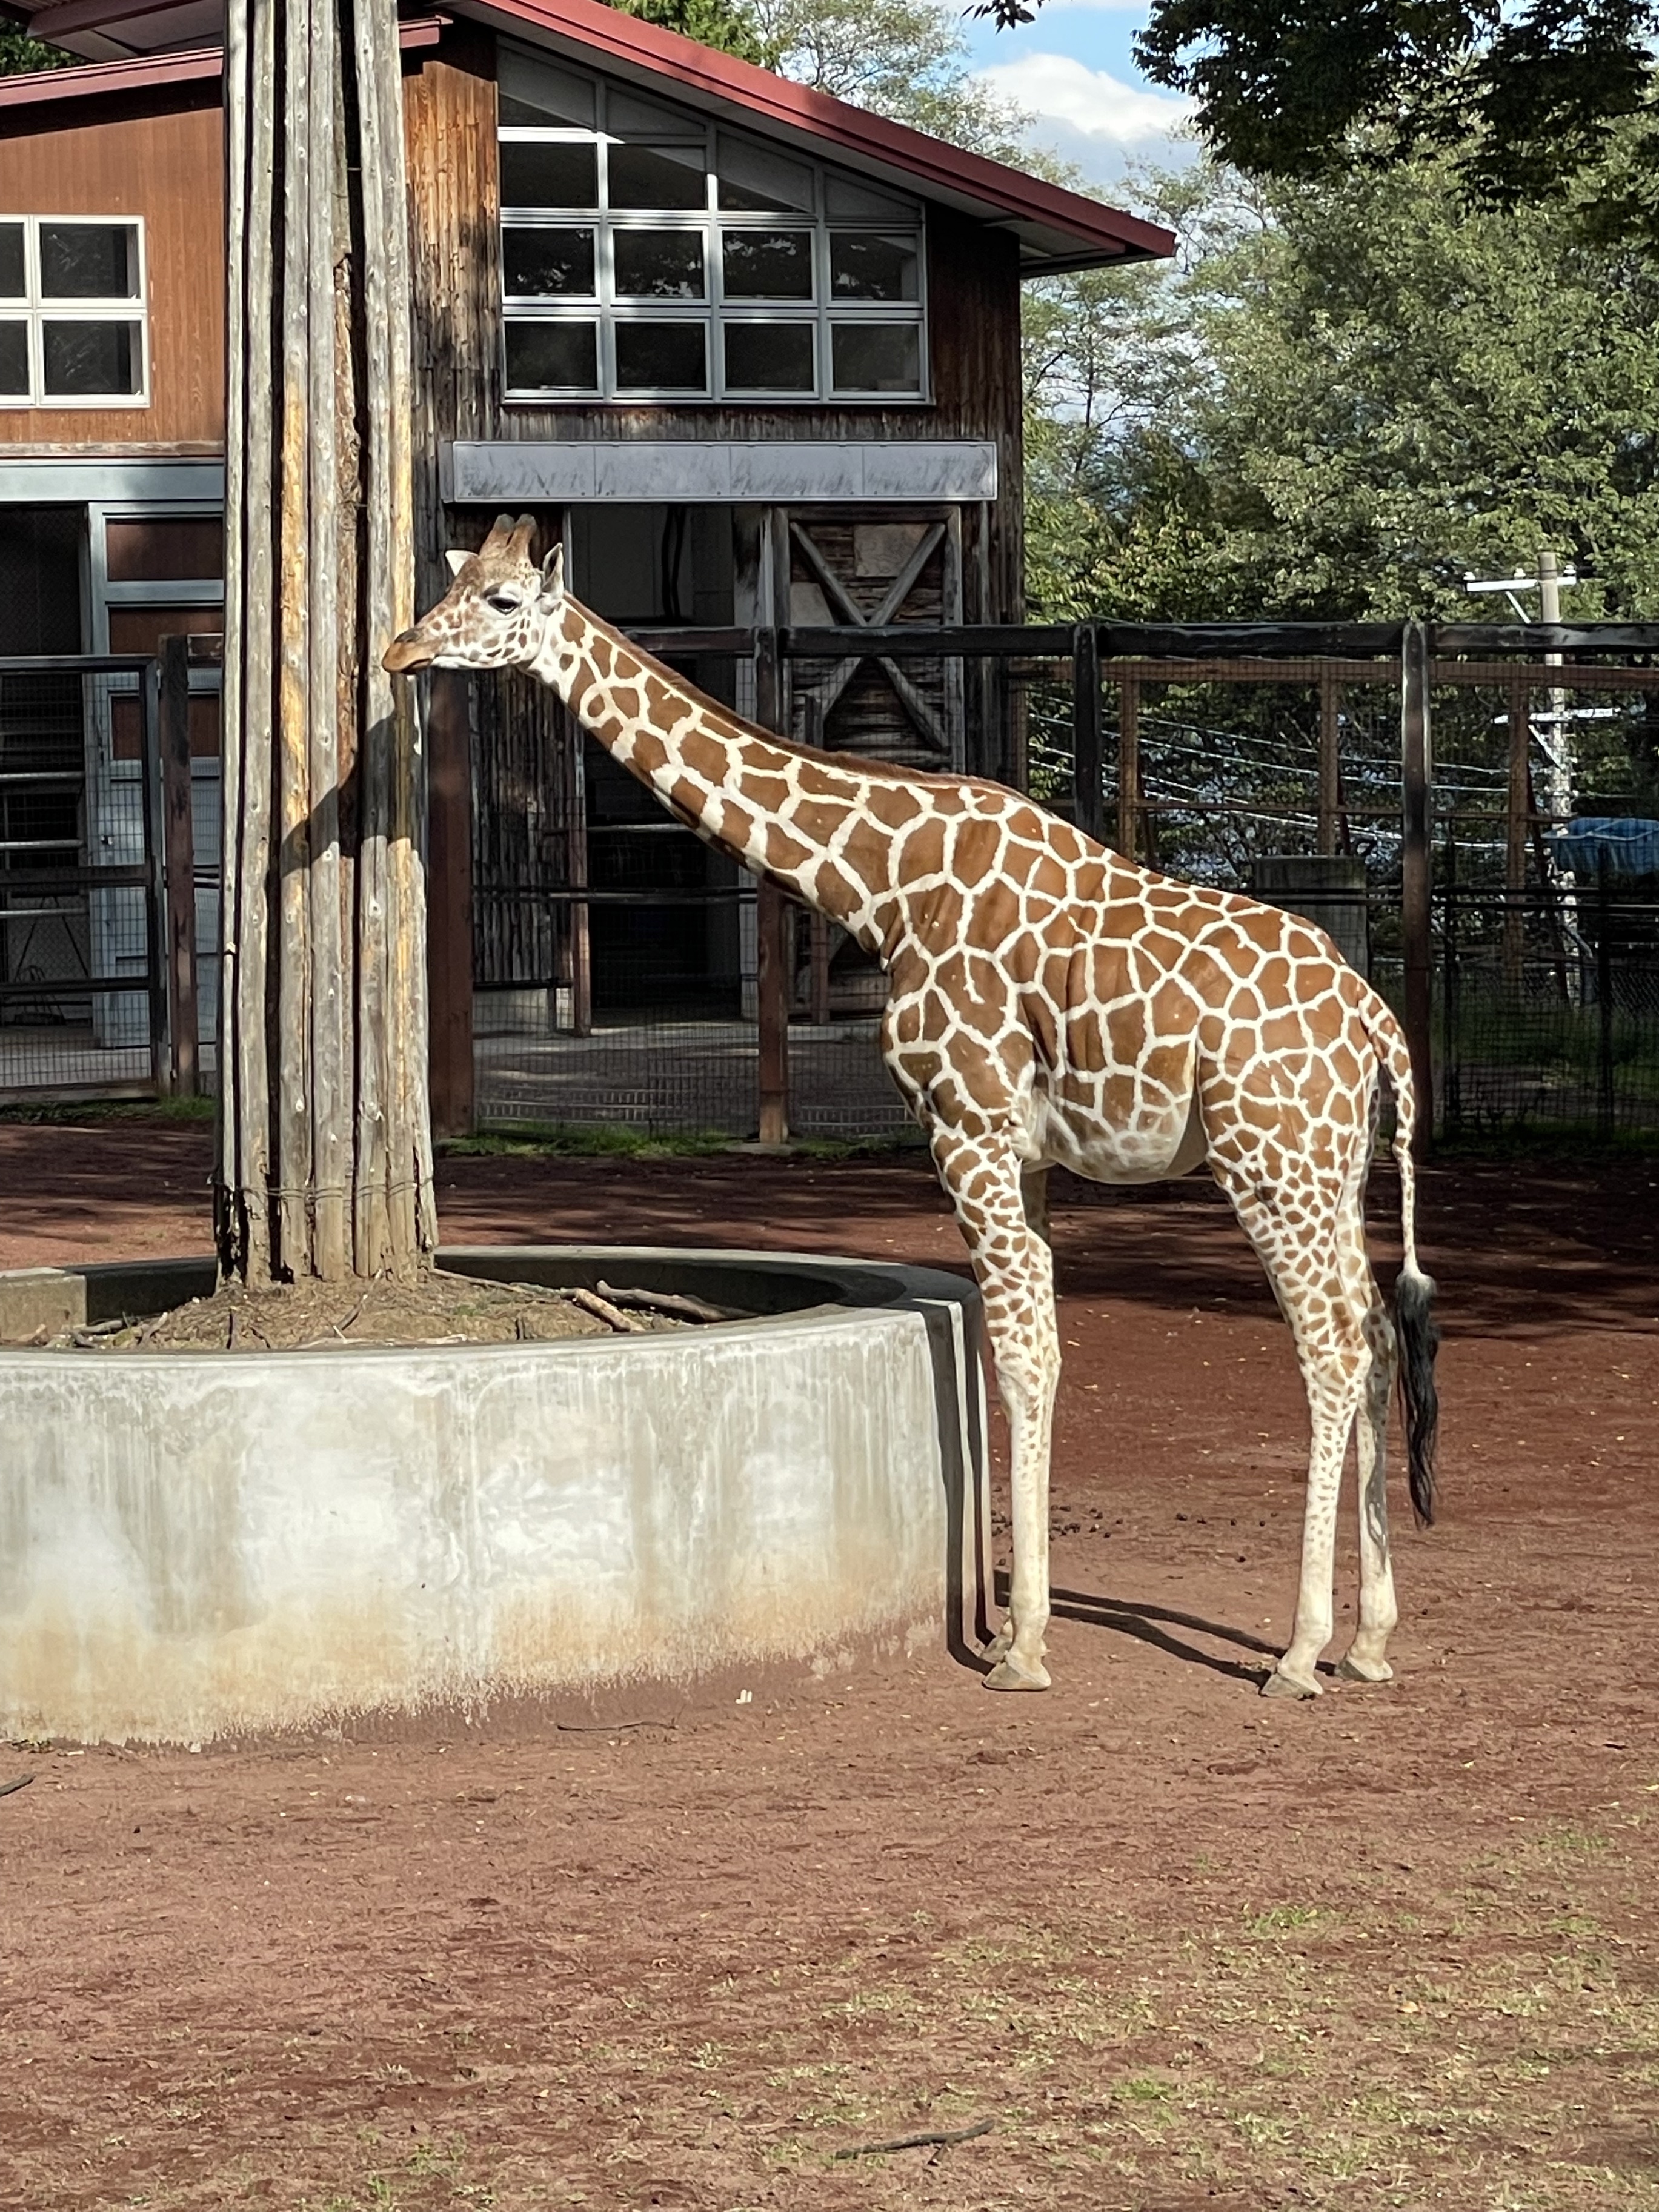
[498,53,928,408]
[0,215,150,410]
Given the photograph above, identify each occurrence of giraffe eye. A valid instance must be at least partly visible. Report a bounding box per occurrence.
[486,592,520,615]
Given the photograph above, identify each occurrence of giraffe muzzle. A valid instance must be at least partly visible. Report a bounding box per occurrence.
[382,630,437,674]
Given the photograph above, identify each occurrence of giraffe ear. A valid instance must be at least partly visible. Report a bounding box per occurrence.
[445,549,470,578]
[539,542,565,602]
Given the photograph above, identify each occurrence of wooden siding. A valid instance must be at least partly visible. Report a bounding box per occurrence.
[0,91,224,451]
[402,33,1025,620]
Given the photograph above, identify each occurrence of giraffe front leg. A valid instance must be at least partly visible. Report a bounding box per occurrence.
[931,1129,1059,1692]
[1338,1303,1398,1684]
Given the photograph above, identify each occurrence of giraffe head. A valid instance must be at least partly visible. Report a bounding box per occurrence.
[382,513,565,674]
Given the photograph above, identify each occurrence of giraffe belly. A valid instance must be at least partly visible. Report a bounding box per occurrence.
[1032,1087,1206,1186]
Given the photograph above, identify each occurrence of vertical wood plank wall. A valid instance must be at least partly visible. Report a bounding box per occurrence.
[0,93,225,451]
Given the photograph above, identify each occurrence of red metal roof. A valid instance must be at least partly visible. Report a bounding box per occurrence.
[10,0,1172,270]
[0,42,219,102]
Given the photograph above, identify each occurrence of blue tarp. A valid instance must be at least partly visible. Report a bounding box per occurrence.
[1546,817,1659,878]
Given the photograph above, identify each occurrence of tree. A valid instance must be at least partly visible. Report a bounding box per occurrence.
[747,0,1037,161]
[980,0,1659,209]
[0,22,73,70]
[1022,151,1659,623]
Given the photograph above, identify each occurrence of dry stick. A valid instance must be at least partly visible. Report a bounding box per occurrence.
[834,2118,993,2161]
[568,1286,646,1334]
[0,1775,35,1801]
[596,1281,734,1324]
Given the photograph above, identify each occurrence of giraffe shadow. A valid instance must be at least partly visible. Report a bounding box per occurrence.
[994,1570,1288,1685]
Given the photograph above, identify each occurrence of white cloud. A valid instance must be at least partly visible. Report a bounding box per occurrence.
[973,51,1195,185]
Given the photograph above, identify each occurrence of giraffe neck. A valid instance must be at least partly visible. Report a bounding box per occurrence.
[529,599,916,953]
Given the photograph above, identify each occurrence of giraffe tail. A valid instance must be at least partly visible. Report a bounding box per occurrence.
[1368,997,1440,1527]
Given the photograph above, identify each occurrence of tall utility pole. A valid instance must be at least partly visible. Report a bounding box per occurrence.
[216,0,438,1284]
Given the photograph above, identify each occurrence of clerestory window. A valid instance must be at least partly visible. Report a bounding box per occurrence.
[497,47,927,404]
[0,218,148,407]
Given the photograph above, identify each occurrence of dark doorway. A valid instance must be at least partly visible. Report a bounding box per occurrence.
[569,504,743,1015]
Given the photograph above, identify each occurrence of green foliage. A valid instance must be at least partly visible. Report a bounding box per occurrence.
[0,22,75,72]
[1129,0,1658,205]
[1023,150,1659,623]
[609,0,773,67]
[746,0,1038,161]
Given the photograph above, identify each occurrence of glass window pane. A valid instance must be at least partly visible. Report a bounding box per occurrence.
[716,138,813,214]
[42,319,141,397]
[608,143,706,210]
[497,50,595,127]
[107,603,224,656]
[831,321,920,394]
[0,225,24,300]
[607,88,703,139]
[500,141,597,209]
[105,517,223,581]
[614,320,706,391]
[0,320,27,396]
[504,226,596,297]
[722,230,812,301]
[830,231,919,302]
[614,228,704,299]
[39,222,138,300]
[504,319,599,391]
[723,322,813,393]
[825,176,914,222]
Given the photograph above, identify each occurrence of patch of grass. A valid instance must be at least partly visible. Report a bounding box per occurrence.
[440,1120,923,1161]
[0,1093,216,1126]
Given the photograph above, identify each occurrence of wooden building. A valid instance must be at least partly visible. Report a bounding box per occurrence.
[0,1,1170,1106]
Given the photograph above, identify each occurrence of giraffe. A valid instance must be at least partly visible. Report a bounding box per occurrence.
[385,515,1440,1701]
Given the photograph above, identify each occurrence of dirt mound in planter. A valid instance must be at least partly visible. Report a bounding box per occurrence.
[20,1269,719,1353]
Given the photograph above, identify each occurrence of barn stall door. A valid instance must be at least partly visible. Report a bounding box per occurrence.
[785,511,964,769]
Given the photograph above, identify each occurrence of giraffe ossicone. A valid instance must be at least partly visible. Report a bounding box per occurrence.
[385,513,1441,1702]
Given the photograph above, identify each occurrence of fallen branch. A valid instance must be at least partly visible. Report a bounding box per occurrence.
[833,2117,993,2161]
[597,1281,735,1325]
[0,1774,35,1800]
[569,1286,646,1334]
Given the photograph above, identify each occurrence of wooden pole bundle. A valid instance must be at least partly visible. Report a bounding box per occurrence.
[218,0,437,1284]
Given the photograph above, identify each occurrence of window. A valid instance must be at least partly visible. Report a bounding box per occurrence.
[498,48,926,403]
[0,218,147,407]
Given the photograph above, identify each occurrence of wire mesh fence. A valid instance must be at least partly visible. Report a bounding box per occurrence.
[0,657,164,1100]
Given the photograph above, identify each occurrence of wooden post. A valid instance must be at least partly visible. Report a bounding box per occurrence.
[1400,621,1434,1151]
[808,909,832,1026]
[1072,622,1103,840]
[1115,675,1141,861]
[753,621,789,1143]
[426,669,474,1137]
[1317,669,1341,856]
[1503,673,1529,986]
[159,634,199,1098]
[218,0,436,1284]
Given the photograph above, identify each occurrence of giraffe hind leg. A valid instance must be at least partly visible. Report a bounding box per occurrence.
[1338,1297,1399,1682]
[1210,1157,1372,1701]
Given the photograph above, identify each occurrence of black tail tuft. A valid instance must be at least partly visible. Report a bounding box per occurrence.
[1395,1266,1440,1526]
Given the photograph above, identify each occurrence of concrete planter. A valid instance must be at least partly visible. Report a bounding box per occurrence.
[0,1247,988,1745]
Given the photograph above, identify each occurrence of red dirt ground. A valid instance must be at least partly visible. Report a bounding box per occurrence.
[2,1123,1658,2211]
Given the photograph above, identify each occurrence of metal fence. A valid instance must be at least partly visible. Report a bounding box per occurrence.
[0,656,168,1101]
[8,622,1658,1148]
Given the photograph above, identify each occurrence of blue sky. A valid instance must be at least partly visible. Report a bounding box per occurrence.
[960,0,1197,191]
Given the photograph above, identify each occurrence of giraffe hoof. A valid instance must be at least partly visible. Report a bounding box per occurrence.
[1260,1667,1322,1701]
[978,1624,1014,1664]
[983,1656,1051,1693]
[1337,1653,1394,1684]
